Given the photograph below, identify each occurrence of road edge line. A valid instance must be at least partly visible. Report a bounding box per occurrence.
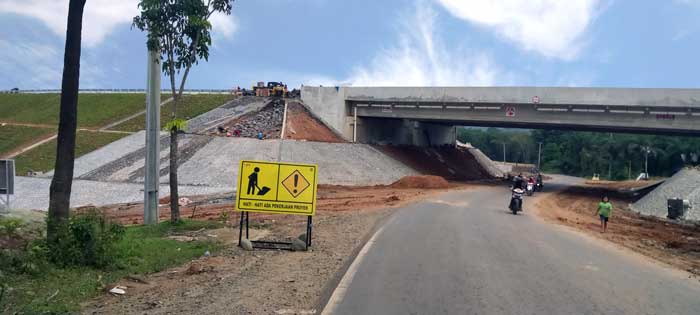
[320,216,394,315]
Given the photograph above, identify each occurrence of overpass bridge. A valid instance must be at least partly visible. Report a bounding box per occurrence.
[301,86,700,146]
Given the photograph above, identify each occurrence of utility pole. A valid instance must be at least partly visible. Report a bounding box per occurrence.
[537,142,543,171]
[644,146,651,180]
[502,142,506,164]
[628,160,632,180]
[607,133,613,180]
[144,48,161,225]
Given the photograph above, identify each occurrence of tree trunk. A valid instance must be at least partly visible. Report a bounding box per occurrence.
[47,0,86,243]
[169,126,180,222]
[177,32,201,99]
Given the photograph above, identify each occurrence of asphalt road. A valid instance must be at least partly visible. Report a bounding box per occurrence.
[326,183,700,315]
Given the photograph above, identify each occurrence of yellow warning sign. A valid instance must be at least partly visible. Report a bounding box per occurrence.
[235,160,318,215]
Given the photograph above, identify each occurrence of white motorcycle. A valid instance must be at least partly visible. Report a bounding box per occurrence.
[526,182,535,196]
[509,188,524,215]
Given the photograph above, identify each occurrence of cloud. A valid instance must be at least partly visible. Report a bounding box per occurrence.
[210,12,238,39]
[0,0,238,47]
[434,0,602,60]
[0,40,62,88]
[310,2,508,87]
[0,0,138,47]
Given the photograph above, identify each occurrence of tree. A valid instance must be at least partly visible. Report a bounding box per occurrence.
[47,0,87,244]
[133,0,234,223]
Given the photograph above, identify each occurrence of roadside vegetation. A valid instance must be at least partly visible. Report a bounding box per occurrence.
[111,94,234,132]
[13,130,128,175]
[0,93,148,128]
[0,125,54,157]
[459,127,700,180]
[0,213,222,314]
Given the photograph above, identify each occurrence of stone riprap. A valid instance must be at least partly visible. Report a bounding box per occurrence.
[631,168,700,221]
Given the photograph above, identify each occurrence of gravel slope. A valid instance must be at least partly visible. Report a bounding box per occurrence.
[631,168,700,221]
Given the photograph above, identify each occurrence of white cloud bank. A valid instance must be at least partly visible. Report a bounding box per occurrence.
[348,4,501,86]
[305,2,509,87]
[435,0,601,60]
[0,0,238,47]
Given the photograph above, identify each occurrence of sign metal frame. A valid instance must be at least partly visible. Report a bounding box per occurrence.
[0,159,14,211]
[235,160,318,250]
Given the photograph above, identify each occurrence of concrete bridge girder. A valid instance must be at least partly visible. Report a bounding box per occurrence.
[301,86,700,145]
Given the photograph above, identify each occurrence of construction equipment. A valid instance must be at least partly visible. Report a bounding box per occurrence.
[267,82,288,97]
[252,81,289,97]
[253,82,268,97]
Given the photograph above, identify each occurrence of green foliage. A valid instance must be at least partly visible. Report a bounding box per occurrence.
[457,127,535,163]
[0,218,25,237]
[47,209,125,268]
[132,0,234,96]
[164,118,188,132]
[14,130,128,175]
[458,127,700,180]
[219,208,231,223]
[1,219,222,313]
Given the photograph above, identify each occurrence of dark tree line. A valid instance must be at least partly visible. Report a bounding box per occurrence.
[458,127,700,180]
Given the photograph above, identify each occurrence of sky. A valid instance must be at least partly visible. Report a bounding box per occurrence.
[0,0,699,90]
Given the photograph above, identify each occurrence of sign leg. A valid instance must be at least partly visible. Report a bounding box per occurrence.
[306,215,312,247]
[245,212,250,239]
[238,211,245,246]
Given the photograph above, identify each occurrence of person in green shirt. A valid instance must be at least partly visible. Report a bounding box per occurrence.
[595,195,613,233]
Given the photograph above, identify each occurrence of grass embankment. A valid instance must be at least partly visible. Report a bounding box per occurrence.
[0,93,148,161]
[0,93,147,128]
[1,219,223,314]
[0,125,54,157]
[13,130,128,174]
[112,94,234,132]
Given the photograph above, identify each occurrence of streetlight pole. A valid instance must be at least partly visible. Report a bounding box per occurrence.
[502,142,506,164]
[144,48,161,225]
[537,142,542,171]
[644,146,650,180]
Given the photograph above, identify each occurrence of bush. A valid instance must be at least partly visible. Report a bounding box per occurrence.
[48,209,125,268]
[0,218,24,237]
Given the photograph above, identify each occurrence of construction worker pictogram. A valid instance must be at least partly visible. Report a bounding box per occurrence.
[236,160,318,215]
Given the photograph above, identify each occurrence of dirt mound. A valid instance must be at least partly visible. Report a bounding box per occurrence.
[390,175,449,189]
[284,102,345,143]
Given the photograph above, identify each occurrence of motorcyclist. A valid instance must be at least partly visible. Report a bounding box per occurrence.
[513,173,524,190]
[528,176,535,185]
[536,173,543,190]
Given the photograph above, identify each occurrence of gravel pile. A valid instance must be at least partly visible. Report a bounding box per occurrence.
[188,96,267,133]
[631,167,700,221]
[224,99,285,138]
